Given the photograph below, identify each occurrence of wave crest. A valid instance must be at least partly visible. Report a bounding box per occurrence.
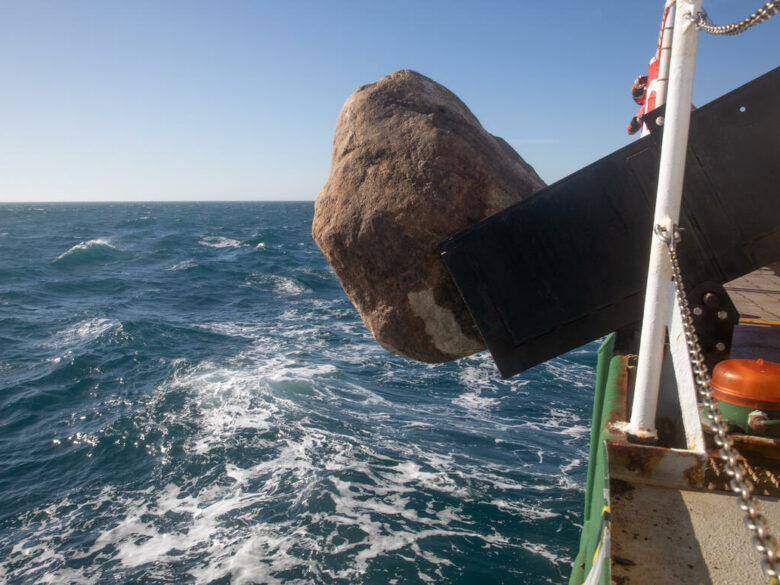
[54,239,123,266]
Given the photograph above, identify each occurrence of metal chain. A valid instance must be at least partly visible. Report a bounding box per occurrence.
[656,224,780,581]
[690,1,780,35]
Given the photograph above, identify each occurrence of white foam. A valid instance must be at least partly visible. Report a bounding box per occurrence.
[490,498,560,520]
[194,321,261,338]
[164,360,279,454]
[166,259,196,271]
[557,458,585,490]
[452,389,500,411]
[89,484,222,568]
[246,274,308,296]
[520,540,569,566]
[198,236,245,248]
[157,334,345,458]
[544,359,596,388]
[457,362,499,391]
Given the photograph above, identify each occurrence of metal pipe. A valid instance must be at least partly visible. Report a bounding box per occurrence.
[628,0,702,440]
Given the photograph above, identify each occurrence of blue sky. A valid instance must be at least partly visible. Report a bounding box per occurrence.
[1,1,777,202]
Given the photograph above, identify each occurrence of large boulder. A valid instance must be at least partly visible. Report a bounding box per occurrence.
[313,69,545,363]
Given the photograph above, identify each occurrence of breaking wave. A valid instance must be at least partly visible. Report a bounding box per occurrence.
[54,239,124,266]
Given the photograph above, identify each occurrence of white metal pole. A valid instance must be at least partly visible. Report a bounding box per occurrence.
[628,0,701,440]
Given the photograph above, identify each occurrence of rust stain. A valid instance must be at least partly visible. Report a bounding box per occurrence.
[610,442,665,476]
[607,355,633,426]
[610,478,636,497]
[682,459,705,489]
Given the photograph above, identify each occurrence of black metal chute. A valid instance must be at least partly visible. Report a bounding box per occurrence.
[441,67,780,378]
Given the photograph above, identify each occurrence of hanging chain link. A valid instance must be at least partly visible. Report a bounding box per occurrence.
[689,0,780,35]
[656,224,780,581]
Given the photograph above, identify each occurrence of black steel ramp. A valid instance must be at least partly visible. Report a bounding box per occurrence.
[441,67,780,378]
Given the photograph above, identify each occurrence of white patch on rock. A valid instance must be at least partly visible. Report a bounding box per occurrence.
[407,289,483,358]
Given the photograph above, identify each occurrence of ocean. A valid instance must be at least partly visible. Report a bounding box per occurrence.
[0,202,596,585]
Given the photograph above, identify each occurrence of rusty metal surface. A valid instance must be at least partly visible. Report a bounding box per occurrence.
[606,354,633,427]
[608,441,707,490]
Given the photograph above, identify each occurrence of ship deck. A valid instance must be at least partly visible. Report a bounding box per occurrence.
[611,481,780,585]
[726,261,780,362]
[609,263,780,585]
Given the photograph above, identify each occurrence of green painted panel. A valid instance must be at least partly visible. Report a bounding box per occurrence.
[569,334,625,585]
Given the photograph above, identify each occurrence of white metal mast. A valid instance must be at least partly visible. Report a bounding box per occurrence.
[627,0,703,440]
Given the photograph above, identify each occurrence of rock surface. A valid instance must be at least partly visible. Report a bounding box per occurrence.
[313,69,546,363]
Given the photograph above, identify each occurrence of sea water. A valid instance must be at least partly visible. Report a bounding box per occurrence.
[0,202,596,585]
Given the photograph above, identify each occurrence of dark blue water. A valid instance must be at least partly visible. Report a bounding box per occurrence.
[0,202,596,584]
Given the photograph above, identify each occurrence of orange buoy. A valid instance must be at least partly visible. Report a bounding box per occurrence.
[711,359,780,411]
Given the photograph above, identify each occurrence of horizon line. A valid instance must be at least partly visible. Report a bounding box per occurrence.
[0,199,317,204]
